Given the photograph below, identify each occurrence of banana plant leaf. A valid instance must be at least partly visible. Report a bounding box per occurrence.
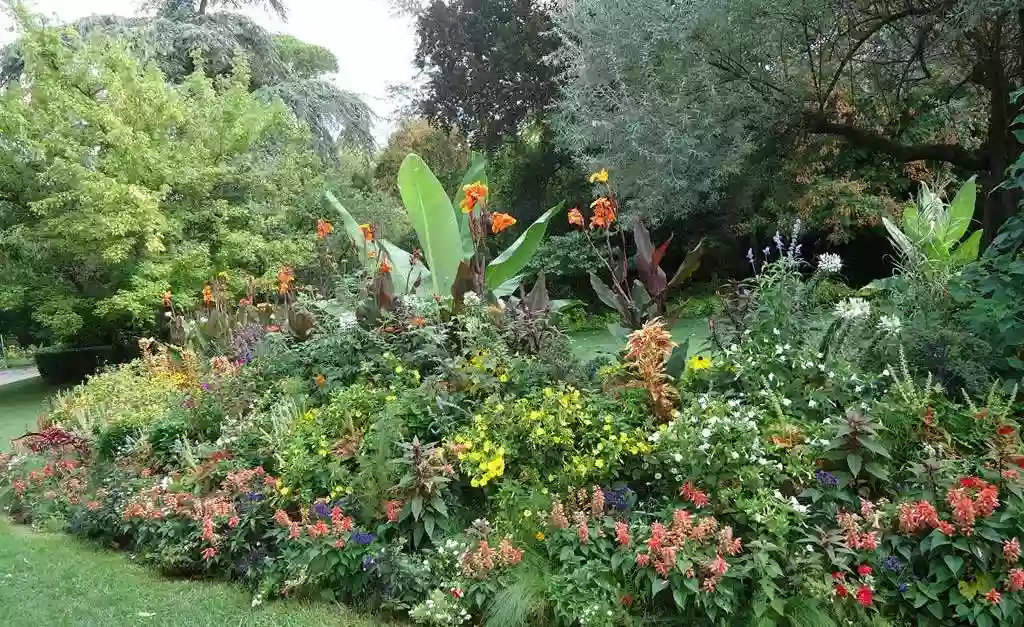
[485,202,565,291]
[398,154,463,297]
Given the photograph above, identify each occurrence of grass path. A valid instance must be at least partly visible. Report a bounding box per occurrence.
[0,377,51,451]
[0,378,398,626]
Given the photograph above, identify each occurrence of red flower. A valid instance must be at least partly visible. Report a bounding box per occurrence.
[1005,537,1021,563]
[620,594,634,607]
[832,572,846,581]
[986,588,1002,605]
[857,564,873,577]
[680,482,710,508]
[266,324,281,333]
[450,588,464,599]
[834,583,849,598]
[1009,568,1024,592]
[568,207,584,228]
[334,539,346,549]
[201,547,218,561]
[999,425,1016,436]
[228,516,240,529]
[960,476,984,489]
[316,218,334,240]
[855,584,873,606]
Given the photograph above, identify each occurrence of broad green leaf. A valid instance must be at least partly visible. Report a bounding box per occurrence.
[947,177,977,242]
[411,495,424,520]
[485,202,565,290]
[943,554,964,577]
[455,153,487,261]
[651,578,669,598]
[324,190,427,295]
[398,153,463,297]
[550,298,582,312]
[493,275,524,298]
[951,230,983,264]
[846,453,862,477]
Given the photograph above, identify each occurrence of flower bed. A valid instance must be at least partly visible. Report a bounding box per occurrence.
[2,170,1023,627]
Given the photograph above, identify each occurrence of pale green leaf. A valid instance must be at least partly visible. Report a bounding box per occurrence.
[485,202,564,290]
[946,177,977,242]
[398,154,463,297]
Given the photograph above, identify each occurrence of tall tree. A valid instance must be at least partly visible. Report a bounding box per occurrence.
[554,0,1023,236]
[0,0,374,158]
[412,0,562,150]
[0,12,321,344]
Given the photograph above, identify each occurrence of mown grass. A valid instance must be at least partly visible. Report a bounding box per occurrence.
[0,519,397,626]
[0,380,399,626]
[0,377,52,451]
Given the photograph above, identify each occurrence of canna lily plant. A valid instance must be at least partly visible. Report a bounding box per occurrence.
[576,169,704,337]
[326,153,562,304]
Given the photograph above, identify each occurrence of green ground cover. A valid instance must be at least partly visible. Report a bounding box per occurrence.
[0,378,51,452]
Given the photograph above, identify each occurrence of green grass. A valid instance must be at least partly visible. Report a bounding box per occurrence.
[0,381,398,626]
[0,519,395,626]
[0,377,52,451]
[569,315,711,360]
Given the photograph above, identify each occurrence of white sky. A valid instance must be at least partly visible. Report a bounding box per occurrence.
[0,0,417,142]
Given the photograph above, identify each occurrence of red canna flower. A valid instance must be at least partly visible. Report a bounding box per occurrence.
[857,564,872,577]
[380,260,392,274]
[855,585,873,606]
[999,425,1016,436]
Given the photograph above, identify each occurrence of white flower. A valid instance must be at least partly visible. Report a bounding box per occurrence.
[672,453,683,463]
[817,252,843,274]
[781,398,792,407]
[338,311,357,329]
[163,311,172,319]
[881,368,891,377]
[199,316,208,324]
[730,451,739,460]
[654,473,662,480]
[834,297,871,320]
[808,399,818,408]
[464,291,482,306]
[701,428,712,439]
[877,314,902,336]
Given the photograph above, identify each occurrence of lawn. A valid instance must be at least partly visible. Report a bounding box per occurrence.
[0,380,397,626]
[570,315,712,359]
[0,519,395,627]
[0,377,52,451]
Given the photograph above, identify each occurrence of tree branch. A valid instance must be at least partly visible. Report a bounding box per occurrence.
[803,113,987,170]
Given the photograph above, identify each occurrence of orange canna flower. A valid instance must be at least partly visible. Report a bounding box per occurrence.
[202,284,214,306]
[314,374,326,387]
[568,207,584,228]
[589,197,617,229]
[411,316,426,327]
[277,267,294,295]
[490,212,517,234]
[162,290,172,307]
[380,260,392,274]
[359,224,374,242]
[239,297,252,306]
[316,219,334,239]
[367,249,378,259]
[460,182,489,214]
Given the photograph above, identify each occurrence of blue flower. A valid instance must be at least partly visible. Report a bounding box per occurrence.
[352,531,375,546]
[883,555,903,573]
[245,492,264,502]
[815,470,839,488]
[312,502,330,518]
[602,485,633,511]
[898,583,908,593]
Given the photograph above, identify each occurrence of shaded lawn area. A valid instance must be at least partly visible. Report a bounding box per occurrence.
[570,315,712,360]
[0,519,397,627]
[0,377,52,451]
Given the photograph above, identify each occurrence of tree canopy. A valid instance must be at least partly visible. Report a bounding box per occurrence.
[553,0,1021,235]
[0,0,375,159]
[0,15,322,344]
[412,0,562,151]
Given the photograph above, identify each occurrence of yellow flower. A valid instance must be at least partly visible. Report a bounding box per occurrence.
[594,459,604,468]
[535,532,546,541]
[589,168,609,184]
[498,373,509,383]
[395,366,404,374]
[522,509,533,519]
[688,354,712,370]
[279,486,291,496]
[319,449,329,457]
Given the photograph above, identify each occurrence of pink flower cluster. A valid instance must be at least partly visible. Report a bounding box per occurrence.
[461,537,523,579]
[836,511,879,551]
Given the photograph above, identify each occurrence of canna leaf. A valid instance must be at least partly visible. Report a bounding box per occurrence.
[398,154,464,297]
[485,202,565,290]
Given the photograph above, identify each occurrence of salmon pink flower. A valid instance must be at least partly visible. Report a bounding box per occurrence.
[1009,568,1024,592]
[316,219,334,239]
[987,588,1002,605]
[568,207,584,228]
[1005,537,1021,563]
[201,547,218,561]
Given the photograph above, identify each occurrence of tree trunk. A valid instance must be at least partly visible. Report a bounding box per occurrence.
[981,13,1021,244]
[198,0,209,15]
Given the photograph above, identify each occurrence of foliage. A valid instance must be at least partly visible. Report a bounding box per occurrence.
[411,0,562,150]
[0,15,321,345]
[1,2,374,159]
[374,118,470,201]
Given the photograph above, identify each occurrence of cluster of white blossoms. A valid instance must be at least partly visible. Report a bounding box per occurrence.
[877,314,902,336]
[817,252,843,275]
[834,297,871,320]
